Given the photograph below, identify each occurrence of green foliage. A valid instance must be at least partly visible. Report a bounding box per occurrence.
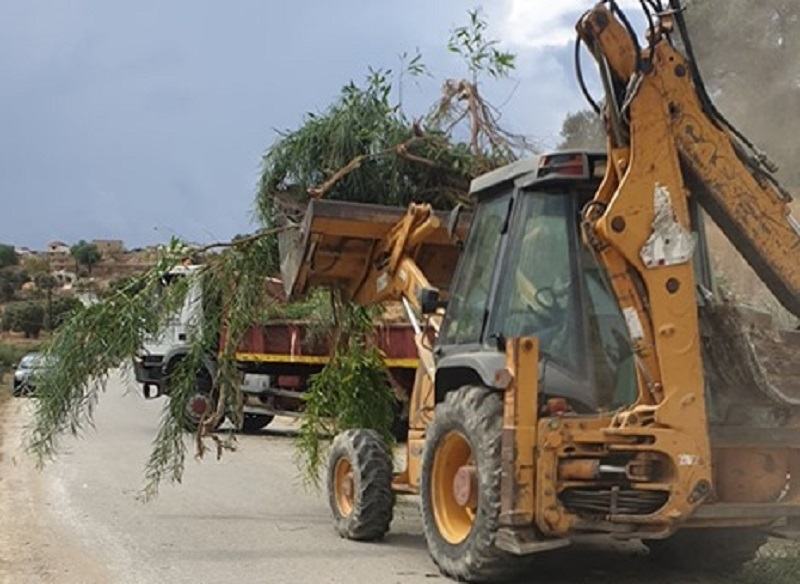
[0,244,18,269]
[28,240,193,470]
[34,273,57,291]
[106,275,147,297]
[559,109,606,151]
[258,70,485,227]
[2,301,45,338]
[141,235,281,499]
[70,240,102,275]
[0,272,18,302]
[22,255,50,276]
[263,288,332,321]
[447,9,516,82]
[295,299,395,488]
[51,297,83,328]
[28,235,284,498]
[258,11,524,228]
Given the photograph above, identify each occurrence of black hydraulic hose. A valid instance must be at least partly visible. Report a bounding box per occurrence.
[575,36,602,114]
[638,0,658,70]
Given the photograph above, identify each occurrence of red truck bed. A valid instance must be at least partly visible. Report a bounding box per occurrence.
[235,321,418,370]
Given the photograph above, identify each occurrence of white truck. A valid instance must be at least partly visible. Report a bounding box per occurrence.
[133,266,418,435]
[132,265,275,432]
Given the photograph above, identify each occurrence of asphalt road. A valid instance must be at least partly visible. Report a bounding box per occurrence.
[0,372,788,584]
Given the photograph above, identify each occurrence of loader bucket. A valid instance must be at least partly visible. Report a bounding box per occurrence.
[278,199,469,302]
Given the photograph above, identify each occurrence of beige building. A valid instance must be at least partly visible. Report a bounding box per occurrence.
[47,240,70,255]
[92,239,125,256]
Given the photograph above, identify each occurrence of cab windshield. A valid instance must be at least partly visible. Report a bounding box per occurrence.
[488,191,636,411]
[490,193,580,370]
[439,193,511,346]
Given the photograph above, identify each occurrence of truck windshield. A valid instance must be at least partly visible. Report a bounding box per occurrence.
[440,193,511,346]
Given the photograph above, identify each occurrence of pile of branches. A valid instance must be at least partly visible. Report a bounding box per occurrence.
[258,66,529,231]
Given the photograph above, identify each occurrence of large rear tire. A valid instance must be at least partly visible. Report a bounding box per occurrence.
[421,385,520,583]
[327,429,394,541]
[645,528,766,572]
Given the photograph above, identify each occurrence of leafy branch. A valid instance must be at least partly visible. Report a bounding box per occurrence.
[447,9,516,84]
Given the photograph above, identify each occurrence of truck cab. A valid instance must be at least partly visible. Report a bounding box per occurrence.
[133,264,206,400]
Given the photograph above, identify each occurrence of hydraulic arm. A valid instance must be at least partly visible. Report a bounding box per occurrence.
[578,1,800,320]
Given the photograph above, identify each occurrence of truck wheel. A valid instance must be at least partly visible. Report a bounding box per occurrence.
[645,528,767,571]
[391,399,409,443]
[179,368,222,433]
[421,386,519,583]
[327,429,394,541]
[242,413,274,433]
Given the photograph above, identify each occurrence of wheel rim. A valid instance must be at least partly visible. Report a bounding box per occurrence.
[333,457,355,517]
[185,393,212,424]
[431,431,477,545]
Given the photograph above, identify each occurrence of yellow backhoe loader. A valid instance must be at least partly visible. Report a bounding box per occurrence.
[279,1,800,580]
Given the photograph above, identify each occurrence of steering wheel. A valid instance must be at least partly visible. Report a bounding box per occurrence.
[525,285,568,324]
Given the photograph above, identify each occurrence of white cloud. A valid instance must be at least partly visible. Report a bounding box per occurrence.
[499,0,640,48]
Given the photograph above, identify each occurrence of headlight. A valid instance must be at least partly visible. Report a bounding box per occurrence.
[14,370,26,380]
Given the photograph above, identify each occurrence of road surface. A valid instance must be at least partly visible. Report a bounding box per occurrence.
[0,372,787,583]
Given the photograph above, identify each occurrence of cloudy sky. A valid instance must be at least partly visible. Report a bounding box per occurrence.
[0,1,641,249]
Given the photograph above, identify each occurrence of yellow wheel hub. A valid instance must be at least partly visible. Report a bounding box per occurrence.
[431,431,478,545]
[333,457,355,517]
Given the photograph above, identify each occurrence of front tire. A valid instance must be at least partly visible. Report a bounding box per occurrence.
[175,367,222,433]
[327,429,394,541]
[645,528,766,572]
[242,413,274,433]
[420,386,519,583]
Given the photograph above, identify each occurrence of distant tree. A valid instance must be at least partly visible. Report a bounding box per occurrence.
[51,296,82,328]
[558,110,606,151]
[0,269,30,302]
[0,305,13,332]
[0,272,15,302]
[70,241,102,276]
[5,301,45,338]
[34,273,58,330]
[22,255,51,277]
[0,244,18,269]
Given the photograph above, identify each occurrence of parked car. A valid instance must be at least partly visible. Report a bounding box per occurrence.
[11,352,50,397]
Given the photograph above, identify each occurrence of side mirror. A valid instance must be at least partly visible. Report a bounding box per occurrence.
[418,287,442,315]
[447,204,464,242]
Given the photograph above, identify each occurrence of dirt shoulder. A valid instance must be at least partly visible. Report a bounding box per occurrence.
[0,391,110,584]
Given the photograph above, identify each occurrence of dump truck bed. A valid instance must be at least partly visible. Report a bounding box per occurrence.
[235,320,418,372]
